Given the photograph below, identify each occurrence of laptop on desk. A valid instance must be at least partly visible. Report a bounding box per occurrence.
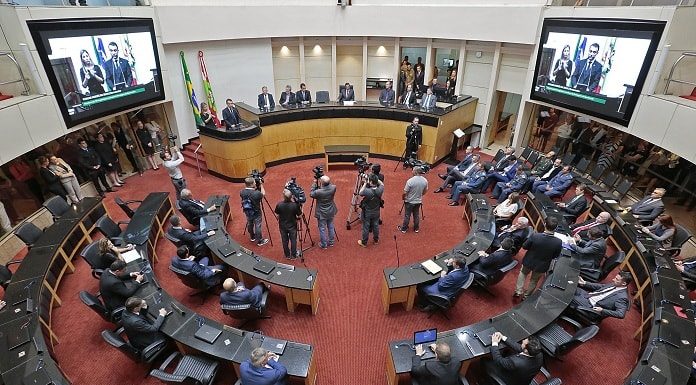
[414,328,437,360]
[194,324,222,344]
[475,327,497,347]
[253,260,275,275]
[218,244,235,257]
[261,337,287,355]
[456,243,476,257]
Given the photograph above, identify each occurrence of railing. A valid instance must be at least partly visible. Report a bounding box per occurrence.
[663,51,696,95]
[193,143,202,177]
[0,52,30,96]
[0,0,143,6]
[555,0,694,5]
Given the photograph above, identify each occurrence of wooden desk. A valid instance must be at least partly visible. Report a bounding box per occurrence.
[324,145,370,171]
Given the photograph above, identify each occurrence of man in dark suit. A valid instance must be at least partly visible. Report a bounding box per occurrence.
[399,84,416,105]
[524,157,562,193]
[533,165,573,198]
[121,297,167,351]
[411,342,460,385]
[472,238,514,276]
[492,165,529,203]
[625,188,666,223]
[481,156,520,192]
[77,138,112,197]
[571,227,607,269]
[279,85,296,106]
[448,163,487,206]
[222,99,242,129]
[570,272,632,321]
[492,146,515,172]
[178,188,216,228]
[379,81,396,105]
[570,211,611,240]
[170,245,224,286]
[515,217,562,298]
[167,215,214,257]
[485,333,544,385]
[405,117,423,161]
[257,86,275,110]
[434,148,477,192]
[571,43,603,92]
[337,82,355,102]
[417,256,470,310]
[103,42,132,91]
[99,260,144,312]
[296,83,312,104]
[490,217,530,251]
[420,87,437,109]
[557,184,588,223]
[220,278,266,309]
[240,348,287,385]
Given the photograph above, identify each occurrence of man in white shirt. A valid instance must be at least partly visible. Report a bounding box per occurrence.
[257,86,276,110]
[161,147,186,200]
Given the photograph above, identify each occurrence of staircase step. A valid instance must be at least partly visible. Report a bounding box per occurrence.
[181,158,208,173]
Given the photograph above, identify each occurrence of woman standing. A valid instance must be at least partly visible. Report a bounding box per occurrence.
[79,50,105,96]
[135,120,159,170]
[145,118,163,151]
[640,214,676,248]
[48,154,83,204]
[551,45,574,87]
[93,133,124,187]
[37,156,67,201]
[200,102,217,129]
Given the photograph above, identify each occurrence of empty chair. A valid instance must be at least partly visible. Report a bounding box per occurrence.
[95,215,129,245]
[43,196,70,218]
[575,164,605,186]
[114,196,142,218]
[579,251,625,283]
[13,222,43,248]
[571,157,591,178]
[471,260,518,291]
[560,153,576,167]
[526,151,540,167]
[101,327,168,364]
[79,290,125,324]
[149,352,219,385]
[169,265,216,303]
[221,287,271,328]
[587,171,619,194]
[486,365,562,385]
[0,260,23,289]
[492,149,505,162]
[520,146,532,160]
[536,318,599,360]
[425,274,474,319]
[661,224,693,259]
[315,91,329,103]
[613,178,633,200]
[80,241,107,279]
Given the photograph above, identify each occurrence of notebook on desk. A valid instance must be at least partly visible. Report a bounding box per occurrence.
[634,365,666,385]
[253,260,275,275]
[261,337,287,355]
[420,260,443,275]
[5,324,31,350]
[121,249,142,263]
[456,243,476,257]
[475,327,497,347]
[194,324,222,344]
[217,244,235,257]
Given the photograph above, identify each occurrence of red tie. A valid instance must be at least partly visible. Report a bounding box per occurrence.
[572,221,597,236]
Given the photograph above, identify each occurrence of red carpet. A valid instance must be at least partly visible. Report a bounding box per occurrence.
[42,153,640,385]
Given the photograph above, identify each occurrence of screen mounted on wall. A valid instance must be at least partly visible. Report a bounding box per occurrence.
[531,18,665,126]
[28,18,164,128]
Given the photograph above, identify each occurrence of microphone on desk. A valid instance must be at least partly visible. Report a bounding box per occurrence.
[389,235,400,281]
[652,337,679,349]
[301,259,314,282]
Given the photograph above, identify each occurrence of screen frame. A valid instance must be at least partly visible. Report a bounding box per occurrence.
[530,17,666,127]
[27,17,165,129]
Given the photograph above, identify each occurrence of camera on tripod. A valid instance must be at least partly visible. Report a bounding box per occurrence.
[285,177,307,204]
[249,169,264,188]
[354,156,372,174]
[312,166,324,180]
[168,133,178,146]
[403,158,431,172]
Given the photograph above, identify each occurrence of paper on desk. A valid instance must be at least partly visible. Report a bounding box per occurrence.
[122,249,142,263]
[604,199,617,204]
[453,128,465,138]
[553,232,573,248]
[421,260,443,275]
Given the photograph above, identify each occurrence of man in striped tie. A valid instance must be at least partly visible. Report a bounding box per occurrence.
[569,211,611,241]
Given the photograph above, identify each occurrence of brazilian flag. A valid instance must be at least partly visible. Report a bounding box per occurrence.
[180,51,203,126]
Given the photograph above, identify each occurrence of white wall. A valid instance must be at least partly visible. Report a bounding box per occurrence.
[497,53,530,95]
[461,48,495,125]
[336,45,363,100]
[304,42,332,99]
[272,45,301,99]
[366,45,394,79]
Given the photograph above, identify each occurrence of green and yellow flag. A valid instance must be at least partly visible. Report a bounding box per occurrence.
[180,51,203,127]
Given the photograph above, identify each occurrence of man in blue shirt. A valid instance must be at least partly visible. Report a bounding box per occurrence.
[240,347,287,385]
[170,245,224,286]
[417,256,470,311]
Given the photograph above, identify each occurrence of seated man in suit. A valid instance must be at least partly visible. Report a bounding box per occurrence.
[411,342,460,385]
[484,333,543,385]
[447,163,487,206]
[222,98,242,129]
[295,83,312,105]
[399,84,416,105]
[417,256,470,311]
[279,84,296,106]
[492,165,529,203]
[481,156,519,193]
[624,188,666,223]
[434,149,478,193]
[420,87,437,109]
[378,81,395,106]
[121,296,167,351]
[675,259,696,289]
[240,347,287,385]
[178,188,217,228]
[569,272,632,322]
[257,86,275,110]
[533,165,573,198]
[524,157,562,193]
[99,259,145,312]
[490,217,530,251]
[167,215,215,257]
[337,82,355,102]
[571,227,607,269]
[170,245,224,286]
[220,278,266,309]
[557,183,588,223]
[471,238,515,276]
[490,146,515,172]
[570,211,611,240]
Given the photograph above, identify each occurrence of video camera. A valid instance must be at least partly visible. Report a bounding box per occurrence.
[168,133,178,146]
[354,156,372,174]
[285,177,307,204]
[312,166,324,180]
[249,169,264,188]
[403,158,431,173]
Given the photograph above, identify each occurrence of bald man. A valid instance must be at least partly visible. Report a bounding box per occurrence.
[310,175,338,249]
[220,278,266,309]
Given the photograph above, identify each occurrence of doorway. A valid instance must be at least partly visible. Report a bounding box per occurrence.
[486,91,522,148]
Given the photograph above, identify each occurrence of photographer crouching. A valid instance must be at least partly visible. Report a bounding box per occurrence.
[310,173,337,249]
[240,171,268,246]
[358,174,384,247]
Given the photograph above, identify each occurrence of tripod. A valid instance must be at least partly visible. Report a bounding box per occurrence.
[297,206,315,259]
[346,173,364,230]
[242,193,276,246]
[393,146,409,172]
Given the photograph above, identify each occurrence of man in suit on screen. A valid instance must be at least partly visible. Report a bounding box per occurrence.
[570,42,603,93]
[103,42,133,91]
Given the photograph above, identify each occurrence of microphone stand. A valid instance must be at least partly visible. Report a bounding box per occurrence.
[389,235,400,281]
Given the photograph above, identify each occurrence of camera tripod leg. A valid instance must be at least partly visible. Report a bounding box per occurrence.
[393,147,408,172]
[260,196,276,246]
[346,173,364,230]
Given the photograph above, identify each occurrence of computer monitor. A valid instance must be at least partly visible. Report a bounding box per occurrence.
[413,328,437,345]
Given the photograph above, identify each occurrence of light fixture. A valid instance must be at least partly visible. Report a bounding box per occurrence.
[280,46,290,56]
[313,45,322,54]
[376,46,387,55]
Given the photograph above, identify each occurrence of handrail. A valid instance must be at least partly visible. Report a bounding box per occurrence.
[663,51,696,95]
[193,143,202,177]
[0,52,30,96]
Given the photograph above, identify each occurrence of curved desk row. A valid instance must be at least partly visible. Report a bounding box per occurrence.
[385,193,581,385]
[0,197,106,385]
[198,98,478,181]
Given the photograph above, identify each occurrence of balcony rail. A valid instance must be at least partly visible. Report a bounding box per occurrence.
[0,52,30,96]
[664,51,696,95]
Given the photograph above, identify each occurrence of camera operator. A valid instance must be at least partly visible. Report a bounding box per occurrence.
[398,166,428,233]
[358,174,384,247]
[241,176,269,246]
[161,146,186,201]
[310,175,337,249]
[404,117,423,167]
[371,163,385,183]
[274,189,302,259]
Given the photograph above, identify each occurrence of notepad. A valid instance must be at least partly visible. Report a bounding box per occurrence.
[421,260,443,275]
[121,249,142,263]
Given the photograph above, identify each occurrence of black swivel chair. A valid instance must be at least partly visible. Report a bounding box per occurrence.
[561,153,577,167]
[579,251,625,283]
[575,164,605,186]
[149,352,219,385]
[520,146,532,160]
[485,365,562,385]
[221,286,271,328]
[315,91,329,103]
[492,149,505,163]
[169,265,216,303]
[661,224,692,259]
[79,290,125,324]
[43,196,70,219]
[165,230,185,248]
[425,273,475,319]
[471,260,519,292]
[587,171,619,195]
[0,260,23,289]
[95,215,129,246]
[535,317,599,360]
[526,151,541,168]
[81,241,107,279]
[101,327,168,364]
[13,222,43,248]
[114,196,142,218]
[571,157,591,179]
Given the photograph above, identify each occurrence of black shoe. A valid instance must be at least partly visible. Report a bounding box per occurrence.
[419,305,434,312]
[445,195,453,199]
[438,174,447,180]
[434,188,444,193]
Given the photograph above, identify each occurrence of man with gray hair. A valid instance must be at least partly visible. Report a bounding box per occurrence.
[241,177,268,246]
[411,341,460,385]
[399,166,428,233]
[490,216,529,251]
[274,189,302,259]
[239,347,287,385]
[310,175,337,249]
[178,188,216,228]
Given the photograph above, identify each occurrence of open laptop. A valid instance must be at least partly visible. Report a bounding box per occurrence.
[261,337,288,355]
[253,260,276,275]
[413,328,437,360]
[194,323,222,344]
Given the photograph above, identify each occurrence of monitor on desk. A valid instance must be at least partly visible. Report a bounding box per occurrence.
[414,328,437,345]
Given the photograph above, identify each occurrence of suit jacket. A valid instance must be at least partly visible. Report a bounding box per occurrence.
[571,58,603,92]
[337,87,355,102]
[489,340,544,385]
[406,124,423,146]
[531,157,553,176]
[465,171,487,191]
[240,359,287,385]
[572,238,606,269]
[422,266,470,299]
[476,249,514,276]
[168,226,207,251]
[454,154,474,171]
[77,147,101,173]
[220,284,264,309]
[494,227,529,249]
[522,232,562,273]
[410,356,460,385]
[178,198,207,227]
[310,184,338,220]
[171,256,218,285]
[631,197,665,222]
[103,57,132,91]
[222,106,241,128]
[499,161,520,181]
[121,309,165,351]
[296,89,312,104]
[569,219,609,240]
[561,194,588,218]
[574,282,629,319]
[421,93,437,109]
[39,167,66,197]
[400,90,416,105]
[507,172,529,191]
[99,270,140,311]
[493,155,513,171]
[547,172,573,194]
[379,88,395,105]
[257,93,276,109]
[279,91,296,105]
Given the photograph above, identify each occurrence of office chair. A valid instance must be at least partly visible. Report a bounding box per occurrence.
[13,222,43,248]
[485,364,562,385]
[80,241,107,279]
[0,260,23,289]
[95,215,129,246]
[43,196,70,219]
[520,146,532,160]
[560,153,577,167]
[101,327,168,364]
[586,171,619,195]
[492,149,505,162]
[221,286,271,328]
[561,204,588,225]
[660,224,692,259]
[579,251,625,283]
[165,230,185,248]
[535,318,599,360]
[570,157,591,179]
[316,91,329,103]
[526,151,540,167]
[471,260,518,292]
[114,196,142,218]
[168,265,216,304]
[575,164,605,187]
[149,351,219,385]
[425,273,474,319]
[79,290,125,324]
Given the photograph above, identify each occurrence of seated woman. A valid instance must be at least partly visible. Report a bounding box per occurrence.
[640,214,675,248]
[493,192,520,229]
[94,238,133,270]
